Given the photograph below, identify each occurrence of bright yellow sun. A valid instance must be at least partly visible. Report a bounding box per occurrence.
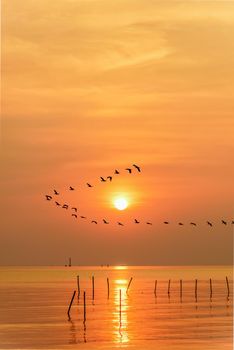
[114,198,128,210]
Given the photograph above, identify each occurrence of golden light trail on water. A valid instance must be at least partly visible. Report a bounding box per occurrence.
[112,277,129,344]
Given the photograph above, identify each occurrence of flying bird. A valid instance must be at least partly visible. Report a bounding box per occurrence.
[125,168,132,174]
[117,222,124,226]
[134,219,140,224]
[69,186,75,191]
[164,221,169,224]
[71,207,77,212]
[178,223,184,226]
[103,219,109,224]
[72,214,77,218]
[91,220,98,224]
[100,177,106,182]
[45,195,52,201]
[86,183,93,188]
[207,221,213,227]
[222,220,227,225]
[107,176,112,181]
[80,216,86,219]
[146,222,152,225]
[133,164,141,172]
[62,204,68,209]
[54,190,59,195]
[55,201,61,206]
[114,169,120,174]
[190,222,197,226]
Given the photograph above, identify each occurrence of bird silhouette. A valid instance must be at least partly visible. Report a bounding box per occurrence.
[87,183,93,188]
[146,222,152,225]
[45,195,52,201]
[62,204,68,209]
[91,220,98,224]
[222,220,227,225]
[72,214,77,218]
[133,164,141,172]
[55,201,61,206]
[207,221,213,227]
[103,219,109,224]
[164,221,169,224]
[71,207,77,212]
[69,186,75,191]
[190,222,197,226]
[178,223,184,226]
[54,190,59,195]
[80,216,86,219]
[125,168,132,174]
[100,177,106,182]
[107,176,112,181]
[134,219,140,224]
[117,222,124,226]
[114,169,120,174]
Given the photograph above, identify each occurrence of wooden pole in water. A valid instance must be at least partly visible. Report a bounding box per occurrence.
[167,279,171,296]
[195,279,198,301]
[154,280,157,296]
[83,291,86,323]
[126,277,133,293]
[92,276,95,300]
[107,277,110,299]
[180,279,183,300]
[226,276,230,298]
[67,290,76,318]
[209,278,212,299]
[119,289,122,322]
[77,275,80,297]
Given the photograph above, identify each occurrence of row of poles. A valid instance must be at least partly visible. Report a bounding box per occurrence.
[68,276,132,319]
[67,276,230,318]
[76,276,133,300]
[158,276,230,300]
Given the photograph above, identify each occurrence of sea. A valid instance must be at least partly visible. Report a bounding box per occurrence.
[0,266,232,350]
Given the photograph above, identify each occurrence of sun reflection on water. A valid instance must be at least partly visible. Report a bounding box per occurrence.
[112,278,129,344]
[114,266,128,270]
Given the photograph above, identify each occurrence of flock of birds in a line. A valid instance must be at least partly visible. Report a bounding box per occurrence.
[49,164,141,192]
[44,164,233,228]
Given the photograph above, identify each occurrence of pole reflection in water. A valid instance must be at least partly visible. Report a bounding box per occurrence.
[83,322,87,343]
[112,278,129,344]
[68,319,77,345]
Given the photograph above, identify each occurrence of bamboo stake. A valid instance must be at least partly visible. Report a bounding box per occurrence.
[77,275,80,297]
[67,290,76,318]
[167,279,171,296]
[126,277,133,293]
[154,280,157,296]
[226,276,230,299]
[107,277,110,299]
[92,276,95,300]
[119,289,122,323]
[180,279,183,300]
[209,278,212,299]
[195,279,198,301]
[83,291,86,323]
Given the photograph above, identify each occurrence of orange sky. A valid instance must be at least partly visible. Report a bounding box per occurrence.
[1,0,234,265]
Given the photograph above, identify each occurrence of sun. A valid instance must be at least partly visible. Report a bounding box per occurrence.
[114,198,128,211]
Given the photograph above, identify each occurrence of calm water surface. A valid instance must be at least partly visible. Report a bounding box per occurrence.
[0,266,232,350]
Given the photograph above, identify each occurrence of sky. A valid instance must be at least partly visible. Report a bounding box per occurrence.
[1,0,234,266]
